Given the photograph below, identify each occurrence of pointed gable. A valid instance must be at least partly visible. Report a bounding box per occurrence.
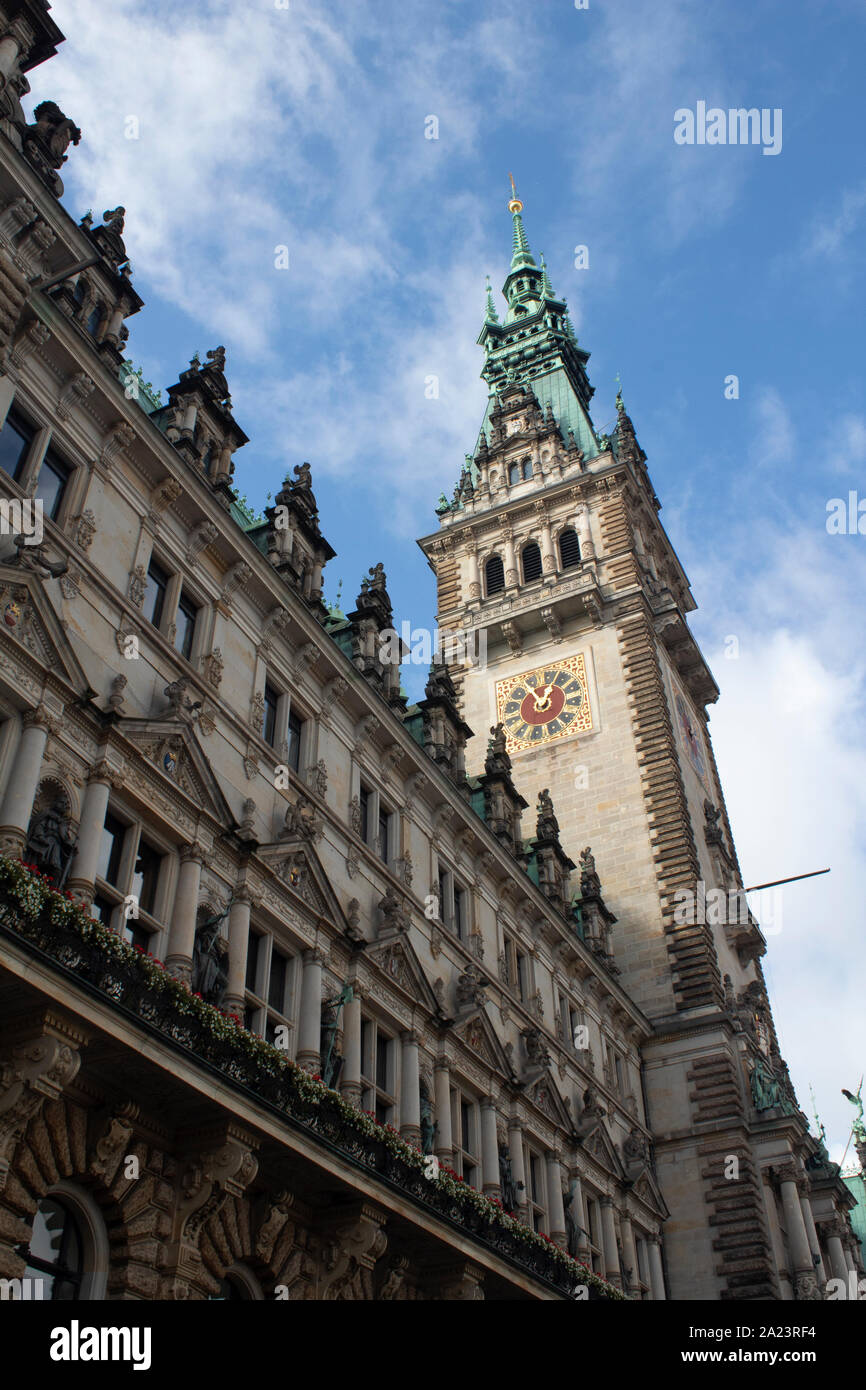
[0,566,94,695]
[366,934,442,1014]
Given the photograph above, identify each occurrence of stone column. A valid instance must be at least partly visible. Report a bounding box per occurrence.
[540,515,555,574]
[568,1174,591,1260]
[296,949,324,1071]
[0,707,50,857]
[600,1198,621,1287]
[340,987,362,1108]
[574,505,595,560]
[508,1119,528,1217]
[619,1210,640,1295]
[546,1154,567,1247]
[800,1193,826,1283]
[66,767,112,906]
[165,845,202,983]
[778,1168,816,1296]
[503,531,517,588]
[648,1235,666,1300]
[400,1031,421,1145]
[480,1098,500,1197]
[466,546,480,600]
[824,1223,849,1283]
[434,1060,452,1161]
[224,889,251,1017]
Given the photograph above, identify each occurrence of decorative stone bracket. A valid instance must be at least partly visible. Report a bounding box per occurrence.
[0,1011,86,1190]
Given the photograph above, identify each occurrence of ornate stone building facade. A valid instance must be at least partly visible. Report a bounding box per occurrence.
[0,2,860,1303]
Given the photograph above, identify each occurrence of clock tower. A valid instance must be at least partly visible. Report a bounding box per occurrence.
[418,187,819,1300]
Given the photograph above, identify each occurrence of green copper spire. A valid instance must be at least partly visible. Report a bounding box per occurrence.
[508,173,536,271]
[539,253,555,299]
[484,274,499,324]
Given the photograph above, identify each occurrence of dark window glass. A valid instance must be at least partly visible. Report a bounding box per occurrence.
[375,1034,389,1093]
[22,1197,83,1300]
[516,950,527,1001]
[522,542,542,583]
[122,919,150,952]
[508,461,520,485]
[245,932,261,992]
[130,838,161,916]
[174,592,197,661]
[143,558,169,629]
[461,1100,472,1152]
[454,883,466,938]
[485,555,505,596]
[377,807,389,863]
[35,448,71,522]
[73,278,87,306]
[86,304,103,337]
[559,527,581,570]
[202,441,215,476]
[375,1100,389,1125]
[438,869,447,920]
[359,785,370,842]
[0,409,35,481]
[287,710,303,773]
[522,458,533,480]
[213,1275,251,1301]
[97,813,126,886]
[91,894,114,926]
[262,683,279,746]
[243,1005,256,1033]
[268,949,288,1013]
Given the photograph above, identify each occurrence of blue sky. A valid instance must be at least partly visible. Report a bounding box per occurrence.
[36,0,866,1159]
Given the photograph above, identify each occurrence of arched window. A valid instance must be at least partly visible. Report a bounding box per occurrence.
[558,527,581,570]
[210,1265,264,1300]
[508,461,520,486]
[521,541,542,583]
[522,458,533,480]
[21,1187,108,1301]
[86,303,103,338]
[485,555,505,596]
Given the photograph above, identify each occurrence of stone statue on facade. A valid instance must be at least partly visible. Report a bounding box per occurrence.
[535,788,559,840]
[420,1089,436,1156]
[498,1146,519,1213]
[749,1056,781,1111]
[320,984,352,1088]
[25,798,77,888]
[191,909,229,1005]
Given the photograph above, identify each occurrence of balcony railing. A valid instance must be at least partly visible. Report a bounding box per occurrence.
[0,856,624,1301]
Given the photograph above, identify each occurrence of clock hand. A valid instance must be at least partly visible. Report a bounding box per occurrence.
[533,684,553,712]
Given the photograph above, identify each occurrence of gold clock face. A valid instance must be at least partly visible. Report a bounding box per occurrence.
[495,654,592,753]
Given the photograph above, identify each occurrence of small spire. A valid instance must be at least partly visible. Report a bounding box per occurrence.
[615,371,625,412]
[539,252,555,299]
[507,172,536,271]
[484,274,499,324]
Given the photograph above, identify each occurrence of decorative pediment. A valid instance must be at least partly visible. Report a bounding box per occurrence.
[366,934,442,1014]
[454,1008,515,1079]
[527,1070,573,1130]
[257,838,348,932]
[119,719,234,824]
[0,568,93,695]
[580,1122,625,1179]
[628,1165,670,1219]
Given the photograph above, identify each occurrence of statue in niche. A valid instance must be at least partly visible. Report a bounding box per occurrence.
[563,1183,580,1257]
[320,984,352,1088]
[499,1145,519,1213]
[25,797,77,888]
[191,907,229,1004]
[749,1056,781,1111]
[420,1087,436,1156]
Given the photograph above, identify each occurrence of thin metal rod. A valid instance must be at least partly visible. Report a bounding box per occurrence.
[743,868,830,893]
[30,253,101,292]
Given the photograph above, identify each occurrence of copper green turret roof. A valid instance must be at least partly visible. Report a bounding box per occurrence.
[474,184,600,463]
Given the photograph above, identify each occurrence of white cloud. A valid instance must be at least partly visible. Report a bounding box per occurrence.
[751,387,795,466]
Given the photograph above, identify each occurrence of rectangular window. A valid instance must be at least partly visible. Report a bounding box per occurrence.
[525,1149,547,1233]
[503,933,528,1001]
[0,409,35,481]
[174,591,198,661]
[262,683,279,747]
[358,785,370,842]
[438,868,447,921]
[377,805,390,864]
[361,1020,395,1125]
[97,813,126,887]
[286,709,303,773]
[143,558,169,630]
[268,949,289,1013]
[34,447,71,522]
[245,932,261,992]
[454,883,466,939]
[130,838,162,916]
[452,1089,479,1189]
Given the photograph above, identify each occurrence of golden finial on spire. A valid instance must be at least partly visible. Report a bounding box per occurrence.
[507,171,523,214]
